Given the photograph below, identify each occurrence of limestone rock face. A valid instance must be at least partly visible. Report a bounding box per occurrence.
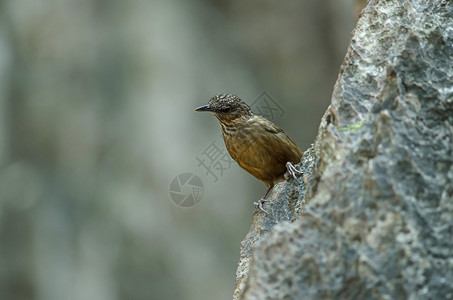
[234,0,453,299]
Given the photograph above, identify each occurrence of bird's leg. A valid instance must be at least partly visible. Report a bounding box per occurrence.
[286,162,303,181]
[254,185,273,213]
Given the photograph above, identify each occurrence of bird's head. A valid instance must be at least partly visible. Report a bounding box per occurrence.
[195,94,253,124]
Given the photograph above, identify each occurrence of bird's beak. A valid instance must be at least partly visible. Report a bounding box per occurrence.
[195,104,212,112]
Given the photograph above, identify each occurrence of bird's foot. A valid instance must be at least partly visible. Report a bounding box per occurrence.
[286,162,303,181]
[253,198,268,213]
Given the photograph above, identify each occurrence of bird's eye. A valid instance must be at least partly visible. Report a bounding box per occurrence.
[221,107,231,113]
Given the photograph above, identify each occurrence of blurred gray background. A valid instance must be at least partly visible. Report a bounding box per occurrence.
[0,0,363,299]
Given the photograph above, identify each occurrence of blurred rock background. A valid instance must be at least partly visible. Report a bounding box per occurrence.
[0,0,362,299]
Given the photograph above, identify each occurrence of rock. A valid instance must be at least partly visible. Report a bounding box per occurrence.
[234,0,453,299]
[233,146,316,300]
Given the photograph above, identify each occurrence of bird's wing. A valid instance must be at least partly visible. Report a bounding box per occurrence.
[231,116,302,181]
[259,117,298,145]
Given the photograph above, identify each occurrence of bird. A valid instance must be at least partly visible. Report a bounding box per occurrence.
[195,93,303,213]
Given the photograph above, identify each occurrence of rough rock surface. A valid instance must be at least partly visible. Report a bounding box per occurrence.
[233,146,316,300]
[234,0,453,299]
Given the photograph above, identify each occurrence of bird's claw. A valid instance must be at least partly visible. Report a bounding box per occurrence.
[286,162,303,181]
[254,198,268,213]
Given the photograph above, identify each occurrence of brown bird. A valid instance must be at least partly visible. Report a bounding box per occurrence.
[195,93,303,212]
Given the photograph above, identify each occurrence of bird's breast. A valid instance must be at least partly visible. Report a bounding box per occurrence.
[220,121,257,159]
